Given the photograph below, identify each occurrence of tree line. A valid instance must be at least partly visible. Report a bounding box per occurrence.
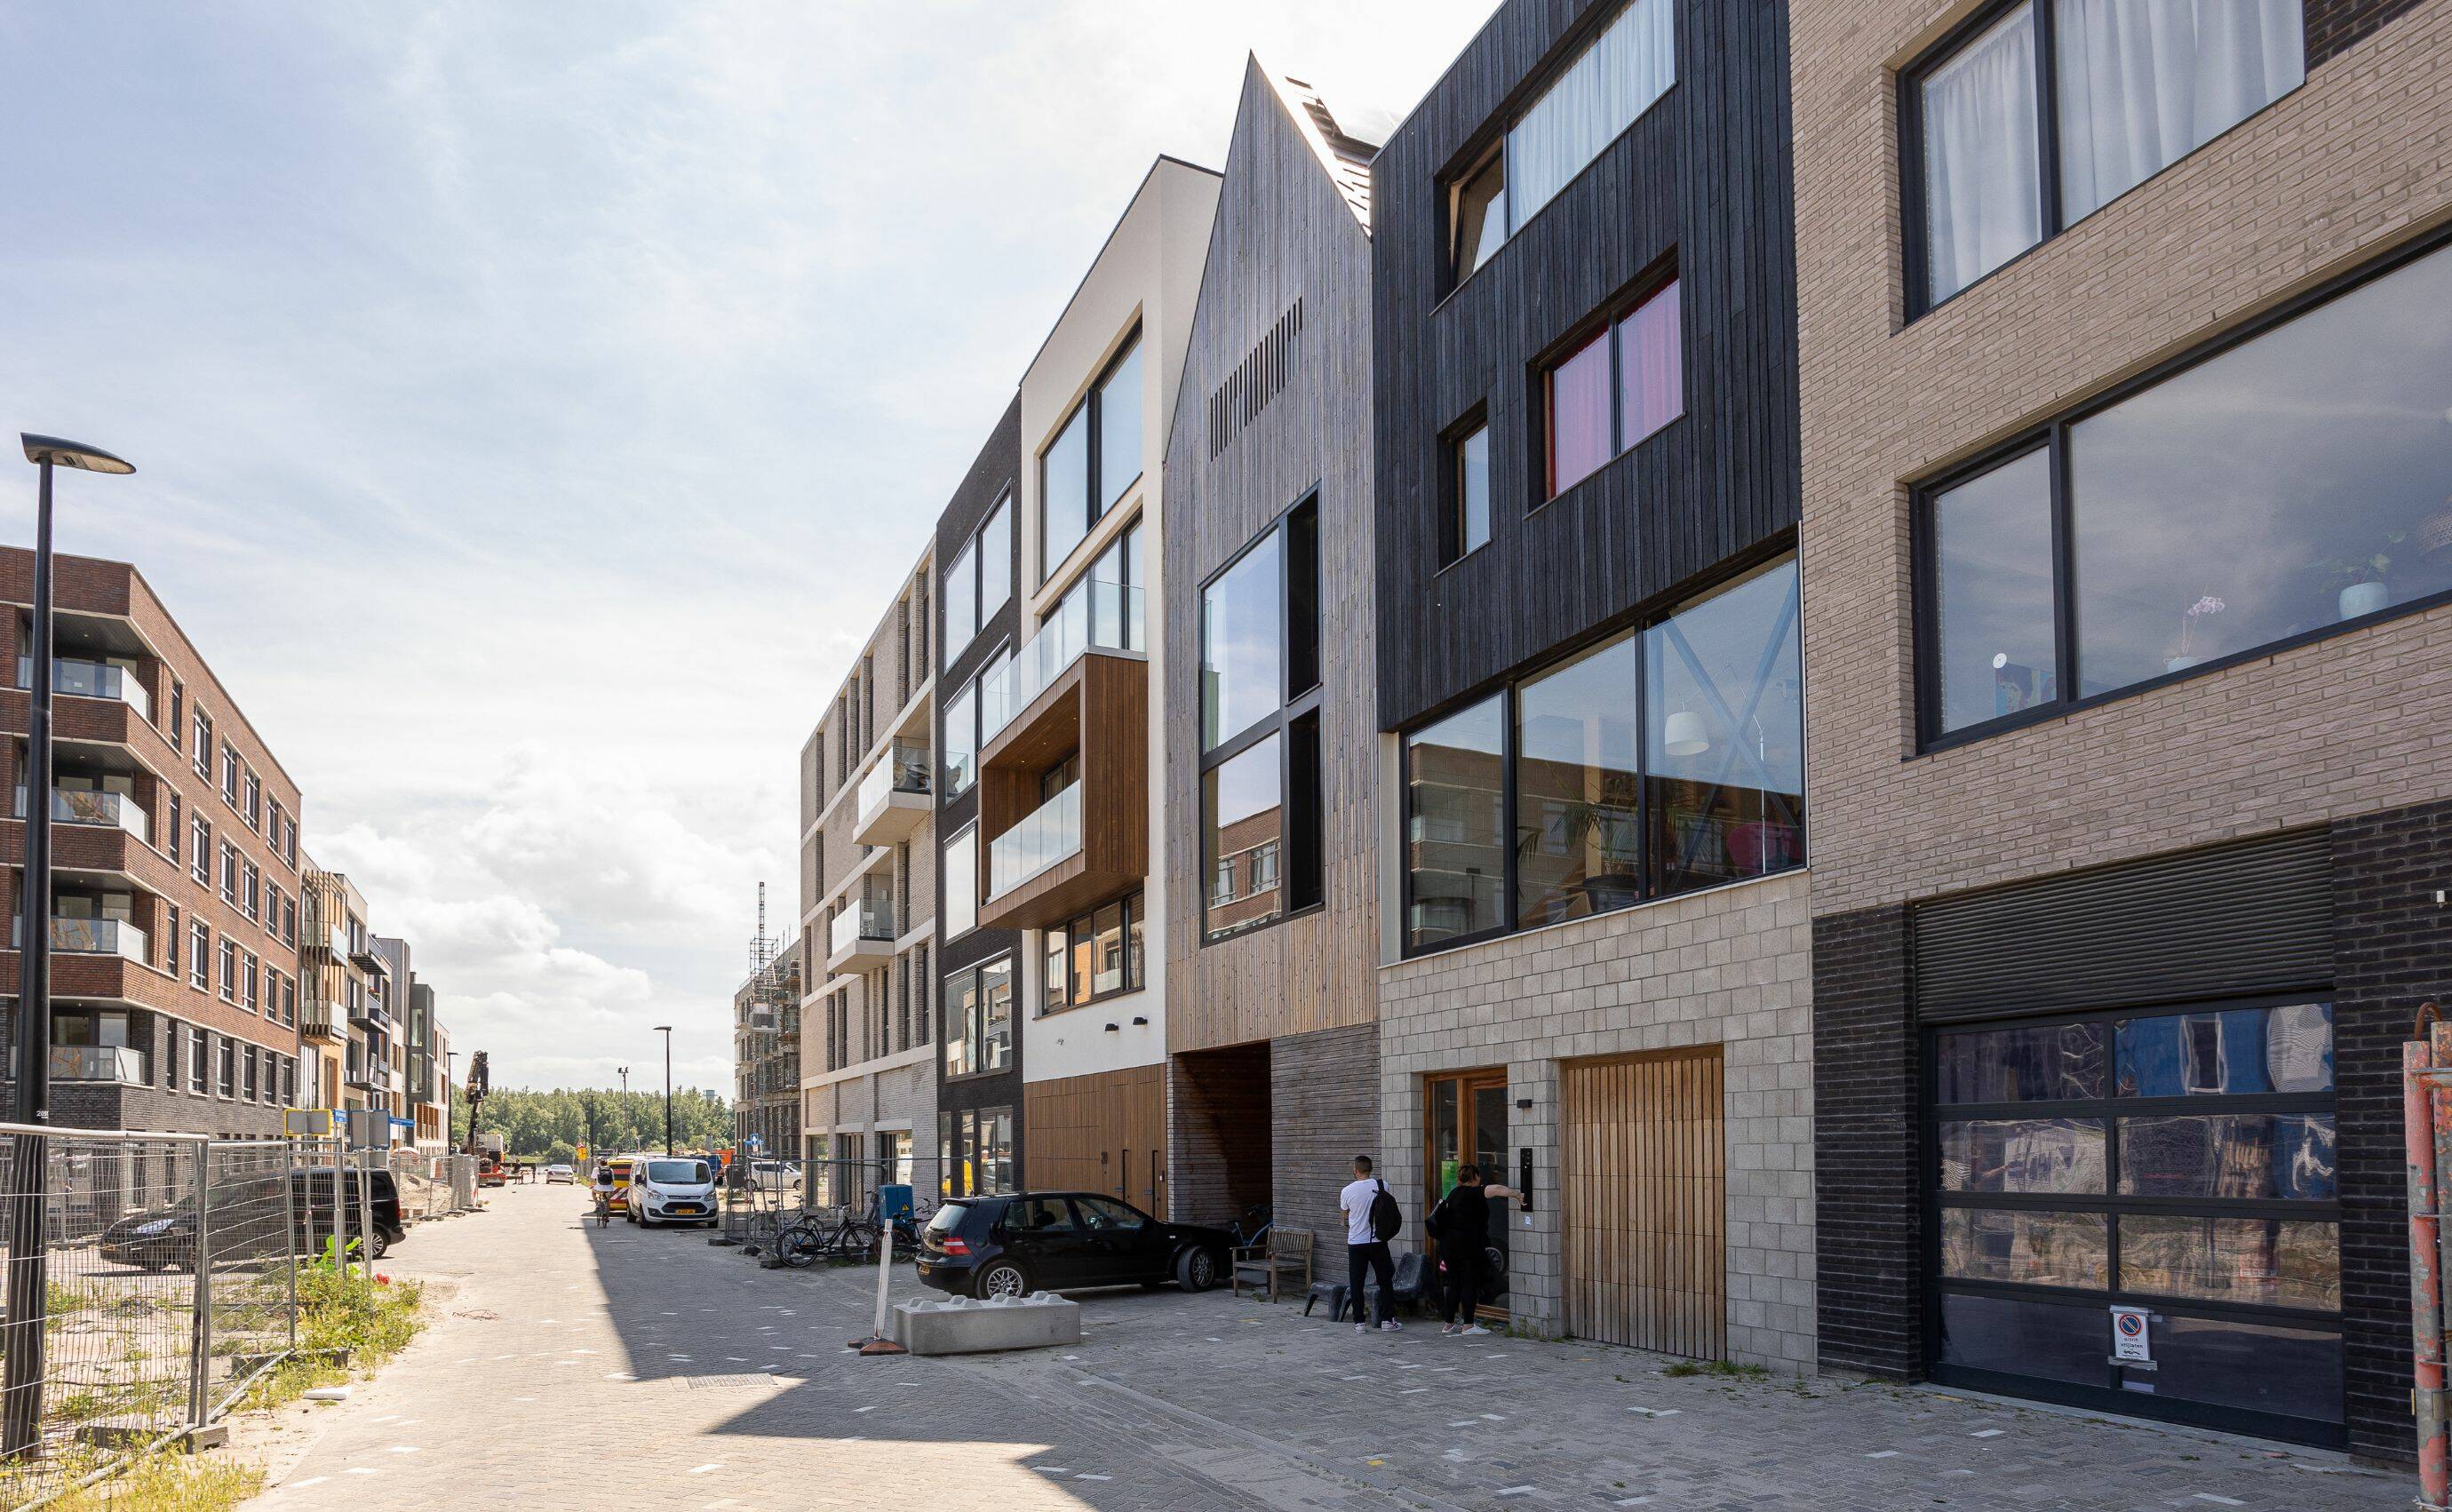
[450,1086,735,1166]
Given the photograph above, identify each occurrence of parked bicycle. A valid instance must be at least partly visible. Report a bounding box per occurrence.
[774,1206,877,1267]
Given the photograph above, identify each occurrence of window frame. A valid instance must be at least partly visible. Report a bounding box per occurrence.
[1909,224,2452,753]
[1038,326,1144,586]
[1397,550,1805,959]
[1438,409,1493,570]
[1198,496,1326,945]
[942,489,1014,669]
[1537,264,1684,506]
[1042,889,1148,1011]
[1900,0,2307,321]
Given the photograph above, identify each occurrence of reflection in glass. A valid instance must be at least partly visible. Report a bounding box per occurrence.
[943,539,977,658]
[1936,1021,2106,1103]
[2118,1216,2339,1311]
[1099,341,1143,512]
[981,957,1013,1070]
[979,494,1013,620]
[943,824,977,941]
[1202,531,1283,751]
[1452,153,1507,277]
[943,967,977,1078]
[1922,2,2042,305]
[1932,448,2058,733]
[1405,696,1508,951]
[1508,0,1675,229]
[1939,1208,2108,1288]
[943,683,976,796]
[1516,633,1643,927]
[2114,1003,2333,1097]
[1206,735,1285,938]
[1616,277,1683,449]
[1937,1118,2105,1194]
[1645,559,1805,895]
[2119,1114,2336,1200]
[1042,406,1089,577]
[1456,425,1492,558]
[2072,243,2452,696]
[2134,1314,2342,1423]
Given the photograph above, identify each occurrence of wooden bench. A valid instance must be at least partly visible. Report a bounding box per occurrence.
[1230,1226,1313,1302]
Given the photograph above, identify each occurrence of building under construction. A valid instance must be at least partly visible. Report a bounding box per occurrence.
[731,886,802,1165]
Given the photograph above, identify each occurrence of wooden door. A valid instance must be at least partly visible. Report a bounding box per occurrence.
[1562,1047,1725,1357]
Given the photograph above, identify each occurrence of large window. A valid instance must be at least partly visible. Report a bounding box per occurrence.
[1445,0,1677,283]
[1919,235,2452,743]
[1931,1000,2341,1436]
[1545,276,1682,499]
[942,956,1013,1080]
[1042,890,1147,1011]
[1402,556,1804,955]
[942,491,1013,668]
[943,682,976,797]
[943,824,978,941]
[1199,501,1325,942]
[1040,331,1142,584]
[1910,0,2305,310]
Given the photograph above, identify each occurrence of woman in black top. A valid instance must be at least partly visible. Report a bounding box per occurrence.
[1429,1163,1519,1335]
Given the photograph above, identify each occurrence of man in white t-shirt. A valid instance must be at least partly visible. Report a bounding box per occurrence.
[1338,1155,1401,1333]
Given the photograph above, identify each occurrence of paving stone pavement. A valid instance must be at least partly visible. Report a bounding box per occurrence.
[243,1185,2408,1511]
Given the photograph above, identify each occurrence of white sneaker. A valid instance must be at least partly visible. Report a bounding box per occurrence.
[1461,1325,1492,1337]
[1381,1320,1404,1332]
[1354,1322,1367,1333]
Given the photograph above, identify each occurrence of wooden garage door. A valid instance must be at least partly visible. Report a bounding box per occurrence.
[1563,1047,1726,1357]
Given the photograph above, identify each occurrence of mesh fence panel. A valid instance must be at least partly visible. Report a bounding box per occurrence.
[200,1142,298,1420]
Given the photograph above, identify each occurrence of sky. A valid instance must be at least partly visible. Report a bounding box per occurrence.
[0,2,1499,1095]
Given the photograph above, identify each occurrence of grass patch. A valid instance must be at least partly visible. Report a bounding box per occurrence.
[45,1448,263,1512]
[239,1259,423,1414]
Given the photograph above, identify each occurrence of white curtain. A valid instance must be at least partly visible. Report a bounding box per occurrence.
[1509,0,1676,230]
[1923,2,2044,305]
[2057,0,2305,220]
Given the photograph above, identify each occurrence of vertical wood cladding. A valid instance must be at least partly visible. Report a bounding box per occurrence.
[1810,903,1919,1380]
[1161,64,1381,1055]
[1023,1063,1166,1211]
[1369,0,1801,730]
[2330,799,2452,1462]
[935,397,1028,1143]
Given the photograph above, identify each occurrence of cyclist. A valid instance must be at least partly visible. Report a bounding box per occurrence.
[591,1161,616,1229]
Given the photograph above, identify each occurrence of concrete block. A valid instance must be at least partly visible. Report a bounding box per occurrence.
[893,1291,1081,1356]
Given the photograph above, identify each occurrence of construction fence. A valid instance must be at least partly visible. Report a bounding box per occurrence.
[717,1157,953,1255]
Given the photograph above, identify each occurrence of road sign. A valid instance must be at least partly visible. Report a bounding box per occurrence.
[576,1144,591,1163]
[2111,1306,2152,1362]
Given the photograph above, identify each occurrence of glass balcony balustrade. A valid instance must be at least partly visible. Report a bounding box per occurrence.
[14,786,149,840]
[12,916,147,963]
[16,656,151,721]
[831,898,895,956]
[49,1045,148,1084]
[988,781,1082,898]
[856,738,932,816]
[981,583,1142,744]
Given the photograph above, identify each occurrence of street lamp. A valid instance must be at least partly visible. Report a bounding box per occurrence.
[5,434,135,1461]
[654,1026,673,1156]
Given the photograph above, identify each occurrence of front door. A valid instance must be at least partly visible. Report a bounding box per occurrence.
[1562,1047,1727,1358]
[1426,1070,1510,1312]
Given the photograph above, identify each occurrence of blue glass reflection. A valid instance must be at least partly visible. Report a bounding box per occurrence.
[2114,1004,2332,1097]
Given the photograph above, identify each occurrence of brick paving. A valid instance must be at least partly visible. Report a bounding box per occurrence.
[243,1184,2407,1510]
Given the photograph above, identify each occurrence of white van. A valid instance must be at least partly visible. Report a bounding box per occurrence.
[627,1157,718,1228]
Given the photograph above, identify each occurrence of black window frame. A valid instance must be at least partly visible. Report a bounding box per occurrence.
[1437,407,1493,570]
[1899,0,2308,322]
[1397,549,1805,959]
[1910,224,2452,753]
[1198,495,1326,945]
[942,488,1014,670]
[942,953,1015,1084]
[1041,888,1149,1012]
[1920,991,2345,1447]
[1038,325,1145,586]
[1532,258,1684,509]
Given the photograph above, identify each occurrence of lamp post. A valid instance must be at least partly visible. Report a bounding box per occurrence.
[4,435,135,1460]
[654,1026,673,1156]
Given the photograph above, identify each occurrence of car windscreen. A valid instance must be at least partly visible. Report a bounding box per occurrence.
[924,1203,970,1235]
[647,1160,707,1184]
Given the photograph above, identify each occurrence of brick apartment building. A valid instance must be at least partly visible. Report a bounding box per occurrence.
[731,932,800,1163]
[1,548,310,1140]
[1795,0,2450,1454]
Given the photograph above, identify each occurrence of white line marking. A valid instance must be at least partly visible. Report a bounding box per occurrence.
[1970,1428,2004,1439]
[1865,1450,1899,1459]
[688,1463,720,1475]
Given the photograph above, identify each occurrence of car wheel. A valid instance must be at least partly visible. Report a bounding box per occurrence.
[366,1229,389,1261]
[974,1260,1031,1299]
[1175,1247,1217,1293]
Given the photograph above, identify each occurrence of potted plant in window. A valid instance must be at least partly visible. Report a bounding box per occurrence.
[2165,595,2225,673]
[2313,530,2404,622]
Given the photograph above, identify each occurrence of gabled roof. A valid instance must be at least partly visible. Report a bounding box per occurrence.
[1261,65,1386,233]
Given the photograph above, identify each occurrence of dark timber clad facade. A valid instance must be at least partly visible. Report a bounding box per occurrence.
[1370,0,1799,732]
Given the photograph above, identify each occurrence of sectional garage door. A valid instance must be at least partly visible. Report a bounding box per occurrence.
[1563,1047,1726,1357]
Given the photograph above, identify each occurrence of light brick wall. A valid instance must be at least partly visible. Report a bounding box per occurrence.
[1791,0,2452,921]
[1376,871,1814,1371]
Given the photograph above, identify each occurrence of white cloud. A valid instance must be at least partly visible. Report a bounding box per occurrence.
[0,0,1500,1093]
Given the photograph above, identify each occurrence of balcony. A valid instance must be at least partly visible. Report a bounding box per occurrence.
[348,994,392,1031]
[49,1045,148,1086]
[980,582,1142,745]
[13,787,149,842]
[12,917,147,965]
[345,1064,383,1094]
[852,738,932,846]
[16,656,150,722]
[349,935,385,972]
[975,646,1147,934]
[301,998,346,1040]
[826,897,895,973]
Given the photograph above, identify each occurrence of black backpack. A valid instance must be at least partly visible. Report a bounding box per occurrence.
[1369,1178,1403,1243]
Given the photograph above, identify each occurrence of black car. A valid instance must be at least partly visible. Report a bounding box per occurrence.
[916,1191,1233,1299]
[99,1167,406,1271]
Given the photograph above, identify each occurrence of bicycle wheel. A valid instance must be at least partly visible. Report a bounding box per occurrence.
[776,1224,818,1268]
[840,1221,880,1263]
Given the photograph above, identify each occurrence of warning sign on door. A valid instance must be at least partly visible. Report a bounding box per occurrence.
[2111,1306,2152,1362]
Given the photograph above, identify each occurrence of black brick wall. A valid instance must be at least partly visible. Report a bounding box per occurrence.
[2332,798,2452,1464]
[2306,0,2431,67]
[1811,903,1920,1380]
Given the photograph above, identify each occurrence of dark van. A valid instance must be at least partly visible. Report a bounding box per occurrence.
[98,1166,408,1271]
